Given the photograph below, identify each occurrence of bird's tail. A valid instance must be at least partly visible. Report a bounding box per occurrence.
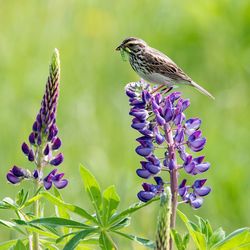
[190,81,215,100]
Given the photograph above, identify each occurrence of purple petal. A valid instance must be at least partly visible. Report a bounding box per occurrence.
[33,170,39,179]
[43,180,52,190]
[190,196,203,209]
[137,191,155,202]
[155,133,165,145]
[44,144,50,156]
[164,108,173,122]
[193,179,207,188]
[53,179,68,189]
[12,166,25,177]
[50,153,64,166]
[136,169,151,178]
[52,137,61,150]
[135,146,152,157]
[131,118,149,130]
[28,150,35,162]
[195,162,210,173]
[188,138,206,152]
[154,176,164,186]
[195,187,211,196]
[174,128,185,144]
[144,162,160,174]
[179,179,187,189]
[181,99,190,111]
[52,173,64,181]
[29,132,36,145]
[174,112,185,126]
[6,173,21,184]
[21,143,30,155]
[129,109,148,121]
[169,92,181,102]
[185,118,201,135]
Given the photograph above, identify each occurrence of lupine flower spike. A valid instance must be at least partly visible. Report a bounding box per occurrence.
[6,49,68,190]
[126,81,211,209]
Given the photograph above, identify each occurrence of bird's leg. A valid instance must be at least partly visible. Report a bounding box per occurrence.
[151,84,166,94]
[161,86,173,95]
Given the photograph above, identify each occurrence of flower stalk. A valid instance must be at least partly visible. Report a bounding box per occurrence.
[6,49,68,249]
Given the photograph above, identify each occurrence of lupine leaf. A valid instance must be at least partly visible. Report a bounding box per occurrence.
[109,217,131,231]
[0,219,26,235]
[24,217,92,229]
[63,229,96,250]
[79,165,102,220]
[182,233,190,249]
[178,210,207,250]
[113,231,154,249]
[40,192,97,223]
[102,185,120,225]
[0,239,27,249]
[211,228,250,250]
[109,197,159,226]
[171,229,185,250]
[54,188,70,235]
[208,227,225,248]
[99,231,117,250]
[21,194,42,208]
[13,240,26,250]
[2,197,17,209]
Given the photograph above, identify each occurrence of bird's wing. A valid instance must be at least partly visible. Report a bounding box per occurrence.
[145,47,192,83]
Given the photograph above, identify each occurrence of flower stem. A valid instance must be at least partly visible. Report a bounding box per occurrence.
[164,123,178,250]
[32,179,40,250]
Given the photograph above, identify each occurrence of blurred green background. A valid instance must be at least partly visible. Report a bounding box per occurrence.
[0,0,250,249]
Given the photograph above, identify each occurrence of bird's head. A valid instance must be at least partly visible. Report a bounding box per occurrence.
[116,37,147,56]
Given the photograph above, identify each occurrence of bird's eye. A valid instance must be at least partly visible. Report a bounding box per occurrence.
[127,44,134,48]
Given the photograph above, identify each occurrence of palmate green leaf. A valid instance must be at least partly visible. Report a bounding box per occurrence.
[99,231,117,250]
[79,165,102,220]
[102,185,120,225]
[109,197,159,226]
[211,227,250,250]
[16,189,29,207]
[12,240,26,250]
[113,231,154,249]
[63,229,97,250]
[0,239,27,250]
[208,227,225,248]
[109,217,130,231]
[54,188,70,235]
[2,197,17,209]
[0,219,26,235]
[24,217,93,229]
[21,194,42,208]
[171,229,185,250]
[196,216,213,241]
[40,192,97,223]
[54,188,70,220]
[178,210,207,250]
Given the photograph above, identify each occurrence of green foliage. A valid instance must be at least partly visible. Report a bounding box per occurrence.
[0,165,155,249]
[177,210,250,250]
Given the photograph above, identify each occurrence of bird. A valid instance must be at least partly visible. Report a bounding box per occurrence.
[116,37,214,99]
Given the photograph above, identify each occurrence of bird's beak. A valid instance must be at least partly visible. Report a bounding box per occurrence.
[115,44,122,51]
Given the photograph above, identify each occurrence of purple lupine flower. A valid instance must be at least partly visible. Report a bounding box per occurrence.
[7,49,68,190]
[126,81,211,209]
[6,166,31,184]
[137,177,164,202]
[43,169,68,190]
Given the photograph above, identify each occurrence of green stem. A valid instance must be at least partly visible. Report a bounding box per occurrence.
[32,179,40,250]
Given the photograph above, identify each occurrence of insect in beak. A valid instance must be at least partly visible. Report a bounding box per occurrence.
[115,45,122,51]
